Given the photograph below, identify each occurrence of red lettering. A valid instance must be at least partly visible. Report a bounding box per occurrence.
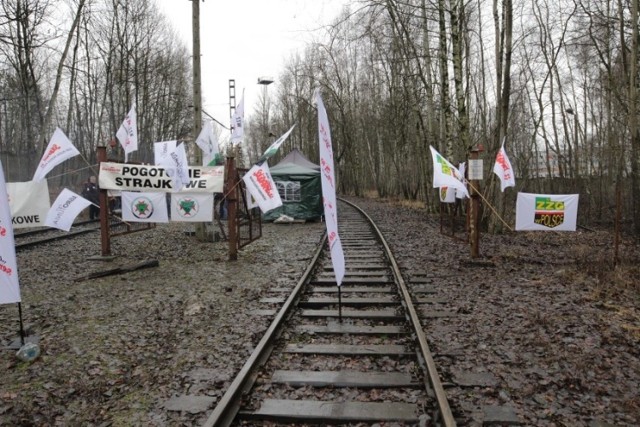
[41,143,61,163]
[253,170,274,198]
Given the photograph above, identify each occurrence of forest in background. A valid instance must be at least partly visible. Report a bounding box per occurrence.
[1,0,639,235]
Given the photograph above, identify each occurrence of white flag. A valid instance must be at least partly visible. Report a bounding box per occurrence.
[171,193,214,222]
[0,160,21,304]
[195,121,222,166]
[515,193,579,231]
[153,140,177,166]
[316,89,345,287]
[246,189,259,209]
[121,192,169,223]
[7,180,50,229]
[439,187,456,203]
[45,189,92,231]
[116,103,138,157]
[230,95,244,145]
[156,142,190,192]
[493,142,516,192]
[32,128,80,182]
[429,146,469,198]
[256,124,296,164]
[242,162,282,213]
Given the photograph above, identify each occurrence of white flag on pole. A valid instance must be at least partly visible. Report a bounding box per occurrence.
[121,191,169,223]
[153,140,177,166]
[32,128,80,182]
[0,160,21,304]
[316,89,345,287]
[242,162,282,213]
[230,94,244,146]
[195,121,222,166]
[493,142,516,192]
[156,142,190,192]
[116,103,138,158]
[429,145,469,198]
[256,124,296,164]
[45,189,92,231]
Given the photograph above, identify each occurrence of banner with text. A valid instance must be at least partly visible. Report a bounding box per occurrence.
[515,192,579,231]
[0,160,21,304]
[99,163,223,193]
[7,180,50,229]
[242,162,282,213]
[316,90,345,287]
[45,189,92,231]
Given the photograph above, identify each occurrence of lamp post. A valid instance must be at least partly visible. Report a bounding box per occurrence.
[258,76,274,144]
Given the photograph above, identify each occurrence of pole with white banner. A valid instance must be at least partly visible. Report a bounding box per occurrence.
[0,160,27,346]
[315,89,345,321]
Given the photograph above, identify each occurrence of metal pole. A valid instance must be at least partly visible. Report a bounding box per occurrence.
[226,156,238,261]
[469,148,480,258]
[338,286,342,322]
[97,145,110,256]
[18,302,25,345]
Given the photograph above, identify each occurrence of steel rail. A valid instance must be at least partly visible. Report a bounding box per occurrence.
[203,232,328,427]
[341,197,457,427]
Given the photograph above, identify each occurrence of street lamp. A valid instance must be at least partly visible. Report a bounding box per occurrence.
[258,76,274,147]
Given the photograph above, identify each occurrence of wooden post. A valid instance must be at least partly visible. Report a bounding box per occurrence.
[97,146,110,256]
[469,147,480,258]
[226,156,238,261]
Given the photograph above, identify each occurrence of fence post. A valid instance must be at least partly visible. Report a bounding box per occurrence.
[97,145,110,256]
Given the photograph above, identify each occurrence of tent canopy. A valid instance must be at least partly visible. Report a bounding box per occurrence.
[262,149,322,221]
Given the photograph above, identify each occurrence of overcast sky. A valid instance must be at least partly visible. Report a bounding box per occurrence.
[155,0,348,132]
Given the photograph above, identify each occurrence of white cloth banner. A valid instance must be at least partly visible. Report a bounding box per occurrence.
[195,121,222,166]
[156,142,190,192]
[242,162,282,213]
[45,189,92,231]
[7,180,50,229]
[516,192,579,231]
[256,124,296,164]
[246,189,259,209]
[230,95,244,145]
[493,142,516,192]
[316,90,345,287]
[116,103,138,156]
[439,187,456,203]
[0,160,21,304]
[429,146,469,198]
[153,140,177,166]
[121,192,169,223]
[170,193,214,222]
[32,128,80,182]
[99,163,223,193]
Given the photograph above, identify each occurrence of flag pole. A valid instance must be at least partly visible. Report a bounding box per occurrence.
[17,302,25,346]
[337,285,342,322]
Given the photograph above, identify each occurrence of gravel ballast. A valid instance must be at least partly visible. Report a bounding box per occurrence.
[1,196,638,426]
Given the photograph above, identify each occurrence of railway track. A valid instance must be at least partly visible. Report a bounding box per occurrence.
[205,199,456,427]
[14,217,152,251]
[14,219,100,250]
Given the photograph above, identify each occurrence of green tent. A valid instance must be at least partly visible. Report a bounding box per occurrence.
[263,149,323,221]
